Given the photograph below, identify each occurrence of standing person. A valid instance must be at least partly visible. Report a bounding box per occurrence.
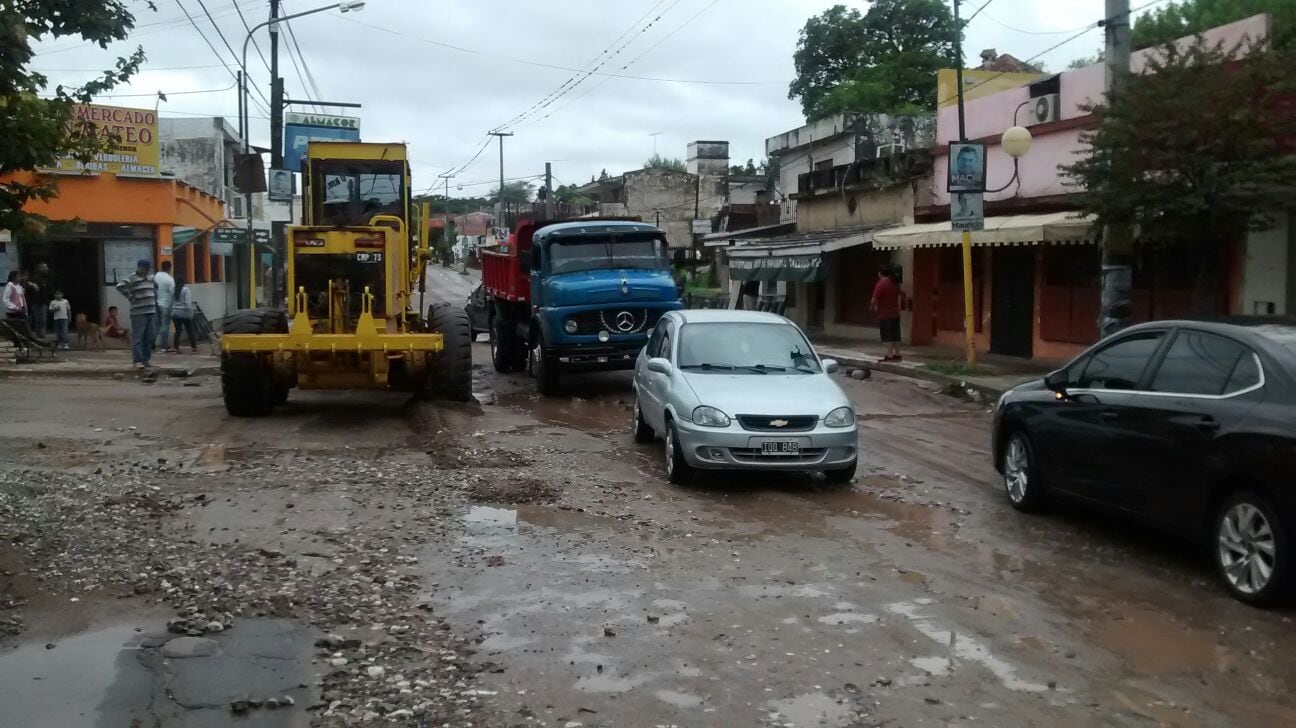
[153,260,175,350]
[4,270,27,323]
[116,259,157,369]
[48,290,71,350]
[26,263,51,339]
[740,279,759,311]
[870,265,904,362]
[170,276,198,353]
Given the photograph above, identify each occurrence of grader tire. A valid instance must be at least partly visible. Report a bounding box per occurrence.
[424,303,473,402]
[221,308,288,417]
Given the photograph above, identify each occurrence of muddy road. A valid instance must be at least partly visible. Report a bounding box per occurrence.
[2,340,1295,726]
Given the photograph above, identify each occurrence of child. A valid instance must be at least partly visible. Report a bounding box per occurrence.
[104,305,129,338]
[48,291,71,350]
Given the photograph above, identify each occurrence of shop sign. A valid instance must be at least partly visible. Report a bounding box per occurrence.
[50,104,160,176]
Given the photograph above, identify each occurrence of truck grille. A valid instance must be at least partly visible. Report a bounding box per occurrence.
[568,308,662,335]
[736,415,818,432]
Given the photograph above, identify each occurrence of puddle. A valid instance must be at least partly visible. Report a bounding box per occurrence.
[496,392,628,432]
[768,692,853,727]
[655,688,705,709]
[464,505,518,526]
[1092,608,1230,676]
[575,670,658,693]
[0,617,318,726]
[912,656,952,675]
[817,612,878,626]
[887,601,1050,693]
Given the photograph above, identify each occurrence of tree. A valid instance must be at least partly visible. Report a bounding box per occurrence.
[1,1,153,234]
[1062,39,1296,310]
[489,180,533,204]
[729,158,762,175]
[788,0,958,120]
[644,154,686,172]
[554,183,594,204]
[1067,51,1105,69]
[1133,0,1295,50]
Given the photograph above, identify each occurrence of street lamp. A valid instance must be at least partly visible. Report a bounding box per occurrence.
[1001,126,1032,159]
[237,1,365,308]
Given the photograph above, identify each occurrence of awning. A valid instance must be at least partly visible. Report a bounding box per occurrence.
[871,211,1096,250]
[171,225,201,247]
[729,254,823,282]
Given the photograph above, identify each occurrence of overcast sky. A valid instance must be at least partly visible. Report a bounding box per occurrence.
[31,0,1159,198]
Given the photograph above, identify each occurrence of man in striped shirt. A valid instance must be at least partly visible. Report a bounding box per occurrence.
[115,259,157,368]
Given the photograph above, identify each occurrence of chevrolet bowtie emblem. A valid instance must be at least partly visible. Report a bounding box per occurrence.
[769,419,789,427]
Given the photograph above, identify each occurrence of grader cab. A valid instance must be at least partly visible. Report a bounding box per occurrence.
[219,141,472,416]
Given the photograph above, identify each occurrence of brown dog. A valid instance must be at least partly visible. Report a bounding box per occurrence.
[75,313,104,350]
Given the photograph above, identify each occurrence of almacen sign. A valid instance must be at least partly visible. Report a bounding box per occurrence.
[51,104,160,176]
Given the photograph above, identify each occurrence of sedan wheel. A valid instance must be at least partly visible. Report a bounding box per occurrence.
[1215,492,1287,604]
[1002,431,1045,512]
[664,421,694,485]
[632,395,654,443]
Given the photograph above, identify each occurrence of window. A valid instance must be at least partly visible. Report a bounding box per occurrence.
[1150,331,1253,396]
[1224,352,1262,394]
[659,323,674,362]
[1077,332,1164,390]
[646,320,668,358]
[546,235,670,275]
[676,322,821,374]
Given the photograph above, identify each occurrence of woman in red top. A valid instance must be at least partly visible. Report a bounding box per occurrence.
[870,265,903,361]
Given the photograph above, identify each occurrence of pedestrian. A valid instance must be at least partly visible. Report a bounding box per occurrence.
[115,259,157,369]
[154,259,175,349]
[740,280,759,311]
[103,305,129,338]
[871,264,904,362]
[170,276,198,353]
[48,289,71,350]
[26,263,51,339]
[4,270,27,323]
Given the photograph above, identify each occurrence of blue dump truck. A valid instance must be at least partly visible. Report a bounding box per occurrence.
[481,218,683,395]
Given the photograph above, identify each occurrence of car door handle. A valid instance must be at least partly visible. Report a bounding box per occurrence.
[1197,416,1221,433]
[1101,408,1119,421]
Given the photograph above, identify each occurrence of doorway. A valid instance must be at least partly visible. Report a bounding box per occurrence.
[990,247,1035,358]
[20,239,104,325]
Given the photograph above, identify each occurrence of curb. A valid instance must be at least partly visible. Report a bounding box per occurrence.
[0,365,220,381]
[826,353,1013,400]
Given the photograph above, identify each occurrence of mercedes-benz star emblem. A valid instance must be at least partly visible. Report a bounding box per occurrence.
[615,311,636,332]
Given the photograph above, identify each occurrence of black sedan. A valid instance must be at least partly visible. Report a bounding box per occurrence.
[993,319,1296,605]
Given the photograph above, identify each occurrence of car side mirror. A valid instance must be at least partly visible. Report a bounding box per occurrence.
[646,357,672,376]
[1044,369,1069,394]
[821,358,840,374]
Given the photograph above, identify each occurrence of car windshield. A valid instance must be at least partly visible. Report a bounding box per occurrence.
[547,234,670,275]
[677,322,820,374]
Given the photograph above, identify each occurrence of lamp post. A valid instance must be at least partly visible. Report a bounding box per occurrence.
[238,1,365,308]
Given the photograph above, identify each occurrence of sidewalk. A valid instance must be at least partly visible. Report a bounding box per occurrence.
[0,343,219,380]
[813,336,1059,399]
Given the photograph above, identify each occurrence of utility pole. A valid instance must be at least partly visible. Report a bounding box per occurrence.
[438,173,455,259]
[544,161,553,220]
[1100,0,1133,337]
[489,131,513,229]
[953,0,976,366]
[268,0,283,307]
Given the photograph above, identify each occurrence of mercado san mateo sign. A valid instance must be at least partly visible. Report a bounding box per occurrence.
[50,104,160,176]
[283,112,361,172]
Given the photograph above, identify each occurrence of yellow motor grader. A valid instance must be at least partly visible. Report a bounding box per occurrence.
[219,141,471,416]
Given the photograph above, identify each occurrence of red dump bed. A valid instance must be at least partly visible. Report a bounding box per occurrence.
[480,221,542,303]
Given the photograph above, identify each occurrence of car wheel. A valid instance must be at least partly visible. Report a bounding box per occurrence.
[490,316,516,374]
[824,459,857,485]
[664,420,694,485]
[1002,431,1046,512]
[1215,490,1288,606]
[632,394,654,443]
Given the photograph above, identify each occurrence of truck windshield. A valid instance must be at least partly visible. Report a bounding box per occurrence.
[312,161,405,227]
[547,234,670,275]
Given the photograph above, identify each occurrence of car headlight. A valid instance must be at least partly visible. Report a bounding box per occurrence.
[691,406,731,427]
[824,406,855,428]
[564,319,578,334]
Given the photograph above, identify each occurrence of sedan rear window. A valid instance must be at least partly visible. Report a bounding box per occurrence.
[1151,331,1254,396]
[677,322,820,373]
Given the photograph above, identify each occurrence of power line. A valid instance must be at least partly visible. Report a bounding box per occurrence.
[284,20,326,110]
[34,0,251,55]
[191,0,271,111]
[280,20,320,112]
[965,0,997,24]
[233,0,271,74]
[86,79,238,98]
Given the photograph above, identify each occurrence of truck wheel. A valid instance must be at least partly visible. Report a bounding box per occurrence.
[220,308,285,417]
[490,315,517,374]
[531,332,559,396]
[424,303,473,401]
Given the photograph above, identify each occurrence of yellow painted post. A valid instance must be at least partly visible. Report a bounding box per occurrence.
[248,243,257,309]
[961,230,977,367]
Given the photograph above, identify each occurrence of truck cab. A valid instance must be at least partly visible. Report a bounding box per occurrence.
[481,219,683,395]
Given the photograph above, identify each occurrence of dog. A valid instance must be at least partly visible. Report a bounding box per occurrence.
[75,313,105,350]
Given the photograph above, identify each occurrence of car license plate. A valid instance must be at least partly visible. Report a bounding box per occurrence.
[761,440,800,455]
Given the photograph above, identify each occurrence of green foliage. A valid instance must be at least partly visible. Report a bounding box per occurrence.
[1067,51,1105,70]
[729,159,766,176]
[0,1,153,234]
[1133,0,1296,49]
[1062,39,1296,260]
[489,180,534,204]
[414,194,492,216]
[788,0,958,120]
[554,183,595,204]
[644,154,686,172]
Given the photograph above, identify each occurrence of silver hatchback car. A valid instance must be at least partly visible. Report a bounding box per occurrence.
[631,310,858,484]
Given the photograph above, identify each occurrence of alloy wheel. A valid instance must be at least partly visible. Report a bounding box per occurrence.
[1003,436,1029,504]
[664,426,675,476]
[1218,502,1277,596]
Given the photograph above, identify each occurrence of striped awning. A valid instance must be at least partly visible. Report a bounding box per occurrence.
[872,211,1096,250]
